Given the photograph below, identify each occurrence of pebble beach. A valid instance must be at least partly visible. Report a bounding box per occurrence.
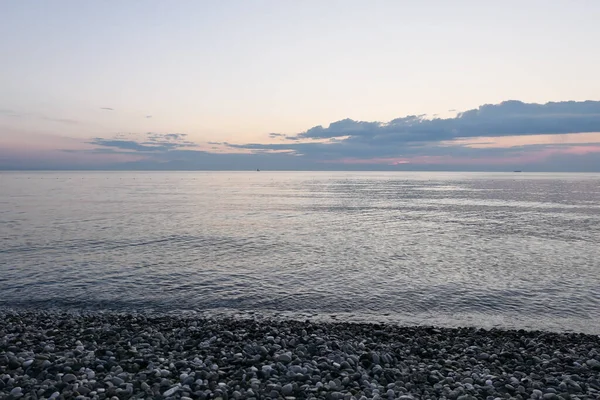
[1,311,600,400]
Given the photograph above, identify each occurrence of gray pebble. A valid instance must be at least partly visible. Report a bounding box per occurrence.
[586,359,600,369]
[163,386,179,397]
[1,310,599,400]
[10,387,22,395]
[282,383,293,395]
[112,376,124,385]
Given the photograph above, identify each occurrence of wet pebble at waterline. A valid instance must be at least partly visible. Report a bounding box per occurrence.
[1,311,600,399]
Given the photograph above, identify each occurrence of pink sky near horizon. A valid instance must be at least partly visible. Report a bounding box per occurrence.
[329,145,600,166]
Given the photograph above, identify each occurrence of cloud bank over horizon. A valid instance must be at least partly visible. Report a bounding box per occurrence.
[2,100,600,171]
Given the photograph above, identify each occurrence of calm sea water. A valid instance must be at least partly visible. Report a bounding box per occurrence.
[1,171,599,333]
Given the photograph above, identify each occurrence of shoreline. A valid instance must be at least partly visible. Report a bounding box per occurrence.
[2,305,597,336]
[1,311,600,399]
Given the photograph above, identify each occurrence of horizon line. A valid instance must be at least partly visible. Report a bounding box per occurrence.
[1,169,598,173]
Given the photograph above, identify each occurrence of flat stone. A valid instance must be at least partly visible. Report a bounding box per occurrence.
[163,386,179,397]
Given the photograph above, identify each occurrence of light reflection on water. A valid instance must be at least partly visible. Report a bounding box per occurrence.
[0,171,599,333]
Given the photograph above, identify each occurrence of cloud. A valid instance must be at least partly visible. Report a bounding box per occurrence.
[100,107,114,111]
[0,109,80,125]
[7,99,598,171]
[288,100,600,143]
[89,132,199,153]
[267,132,300,141]
[144,132,198,147]
[146,115,152,118]
[268,133,286,138]
[161,133,187,140]
[78,100,600,171]
[89,139,161,152]
[224,100,600,164]
[39,116,80,125]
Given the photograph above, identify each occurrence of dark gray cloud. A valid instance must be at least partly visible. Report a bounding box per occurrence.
[144,132,198,147]
[89,132,199,153]
[268,132,300,140]
[89,139,162,152]
[76,100,600,171]
[100,107,114,111]
[162,133,187,140]
[18,142,597,171]
[62,148,125,154]
[5,100,598,171]
[288,100,600,143]
[226,100,600,161]
[268,133,287,138]
[146,115,152,118]
[225,140,558,162]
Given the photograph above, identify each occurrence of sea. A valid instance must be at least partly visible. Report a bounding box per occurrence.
[1,171,599,334]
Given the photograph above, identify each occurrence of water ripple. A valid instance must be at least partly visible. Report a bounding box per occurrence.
[0,171,599,334]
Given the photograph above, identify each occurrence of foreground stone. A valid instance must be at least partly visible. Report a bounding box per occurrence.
[1,311,599,399]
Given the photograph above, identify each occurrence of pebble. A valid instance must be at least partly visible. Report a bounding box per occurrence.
[112,376,124,385]
[163,386,179,397]
[586,359,600,369]
[10,387,22,395]
[62,373,77,383]
[1,310,599,399]
[282,383,293,395]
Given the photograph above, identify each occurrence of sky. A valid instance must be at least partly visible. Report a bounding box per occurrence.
[1,0,600,171]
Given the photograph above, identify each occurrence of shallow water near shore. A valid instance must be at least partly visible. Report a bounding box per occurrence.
[1,171,599,334]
